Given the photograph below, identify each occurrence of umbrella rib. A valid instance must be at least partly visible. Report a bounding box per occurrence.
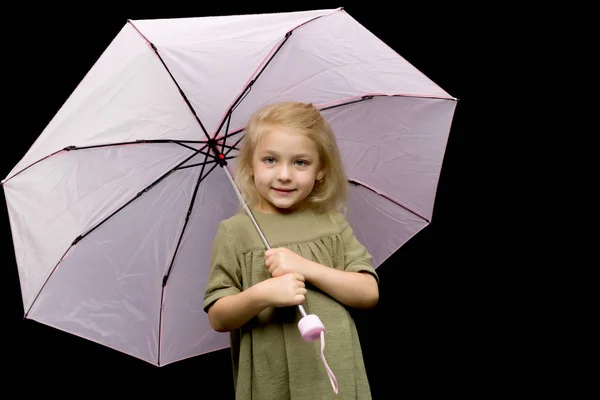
[215,10,339,138]
[177,154,237,172]
[23,145,209,318]
[220,143,241,152]
[319,96,374,112]
[176,158,217,171]
[63,139,206,149]
[1,148,64,186]
[161,151,212,288]
[157,151,219,366]
[348,178,431,223]
[214,30,293,139]
[128,20,211,142]
[207,29,294,157]
[222,135,244,156]
[318,93,456,113]
[1,139,210,185]
[76,139,213,157]
[221,127,244,139]
[218,128,244,154]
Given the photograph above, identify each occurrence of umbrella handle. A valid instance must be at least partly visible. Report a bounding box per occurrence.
[298,314,339,395]
[298,314,324,341]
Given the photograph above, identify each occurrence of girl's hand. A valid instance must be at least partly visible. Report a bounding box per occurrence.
[264,247,313,279]
[258,273,307,308]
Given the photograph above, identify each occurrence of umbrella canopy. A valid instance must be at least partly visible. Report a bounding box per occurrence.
[2,7,457,367]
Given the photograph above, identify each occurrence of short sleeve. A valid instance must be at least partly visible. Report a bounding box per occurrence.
[203,221,243,313]
[335,212,379,284]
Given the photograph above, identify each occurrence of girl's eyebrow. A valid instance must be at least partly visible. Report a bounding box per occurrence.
[259,150,312,159]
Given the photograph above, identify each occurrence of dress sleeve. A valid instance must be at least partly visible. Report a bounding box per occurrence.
[335,212,379,284]
[203,221,243,313]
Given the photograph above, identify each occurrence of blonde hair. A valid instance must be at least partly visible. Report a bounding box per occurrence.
[234,101,347,213]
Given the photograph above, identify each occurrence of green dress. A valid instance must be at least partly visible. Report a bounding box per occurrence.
[203,208,379,400]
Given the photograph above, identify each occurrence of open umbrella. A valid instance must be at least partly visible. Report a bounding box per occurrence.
[1,7,457,369]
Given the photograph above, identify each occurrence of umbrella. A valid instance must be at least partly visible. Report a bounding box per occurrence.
[1,7,457,369]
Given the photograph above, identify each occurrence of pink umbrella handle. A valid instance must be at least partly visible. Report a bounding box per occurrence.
[298,314,339,395]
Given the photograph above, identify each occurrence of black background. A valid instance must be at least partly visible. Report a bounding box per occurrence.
[2,2,482,396]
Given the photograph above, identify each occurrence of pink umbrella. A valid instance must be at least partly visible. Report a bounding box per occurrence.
[1,6,457,372]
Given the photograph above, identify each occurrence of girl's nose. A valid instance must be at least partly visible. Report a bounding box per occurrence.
[277,165,292,181]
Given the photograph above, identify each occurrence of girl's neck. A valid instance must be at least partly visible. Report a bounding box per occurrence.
[253,199,310,215]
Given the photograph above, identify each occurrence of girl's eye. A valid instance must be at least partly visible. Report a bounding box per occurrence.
[295,160,307,166]
[264,157,276,164]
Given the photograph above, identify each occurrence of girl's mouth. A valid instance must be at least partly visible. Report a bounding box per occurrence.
[272,188,295,195]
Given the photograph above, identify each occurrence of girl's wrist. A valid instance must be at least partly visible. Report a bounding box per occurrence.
[248,282,272,310]
[302,260,323,282]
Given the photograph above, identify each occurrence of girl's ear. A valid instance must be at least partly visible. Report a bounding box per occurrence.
[316,170,324,181]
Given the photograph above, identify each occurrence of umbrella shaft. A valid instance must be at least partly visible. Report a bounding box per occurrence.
[222,164,307,318]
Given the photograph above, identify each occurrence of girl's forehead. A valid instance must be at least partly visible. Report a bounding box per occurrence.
[255,128,317,153]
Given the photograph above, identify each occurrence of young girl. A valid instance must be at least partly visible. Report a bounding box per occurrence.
[203,101,379,399]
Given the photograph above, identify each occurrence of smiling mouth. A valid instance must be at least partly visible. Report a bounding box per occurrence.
[272,188,295,193]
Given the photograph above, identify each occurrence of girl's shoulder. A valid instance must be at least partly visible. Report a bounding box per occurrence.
[322,208,350,229]
[214,212,269,251]
[217,212,255,237]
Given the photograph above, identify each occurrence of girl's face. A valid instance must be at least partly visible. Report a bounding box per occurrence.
[251,126,324,214]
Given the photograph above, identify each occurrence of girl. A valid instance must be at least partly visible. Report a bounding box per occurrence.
[203,101,379,399]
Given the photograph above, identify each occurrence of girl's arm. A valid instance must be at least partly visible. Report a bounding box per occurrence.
[208,272,307,332]
[265,248,379,309]
[303,261,379,309]
[207,284,269,332]
[263,214,379,309]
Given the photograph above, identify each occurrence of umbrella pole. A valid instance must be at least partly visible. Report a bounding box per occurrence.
[222,164,337,394]
[221,165,308,318]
